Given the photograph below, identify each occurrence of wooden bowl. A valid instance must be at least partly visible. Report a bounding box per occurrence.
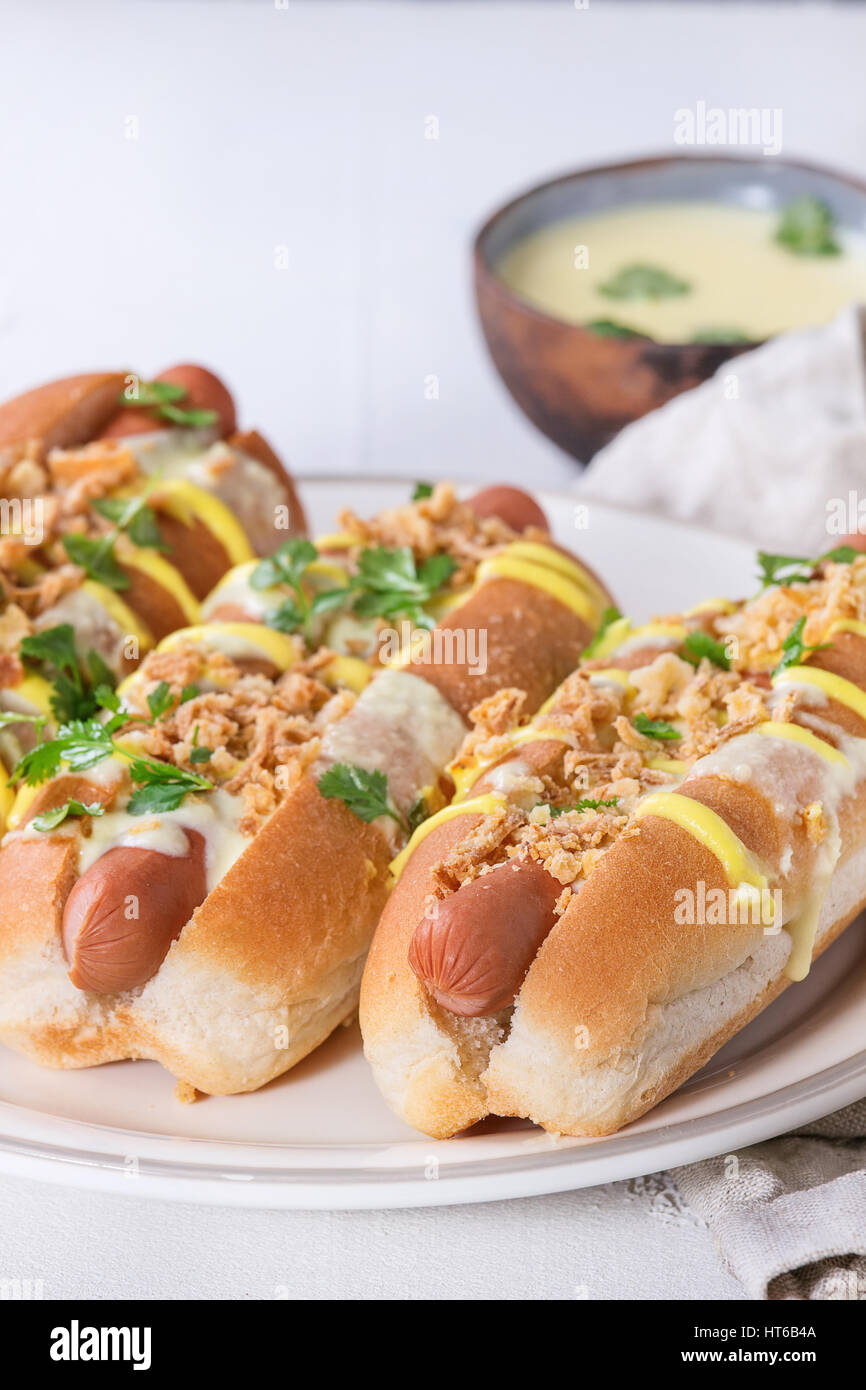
[474,153,866,462]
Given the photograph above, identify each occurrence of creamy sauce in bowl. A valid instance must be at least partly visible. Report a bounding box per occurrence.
[496,200,866,343]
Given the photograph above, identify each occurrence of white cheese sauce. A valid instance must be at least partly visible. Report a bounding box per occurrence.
[36,587,127,674]
[17,776,247,895]
[118,429,287,555]
[73,788,247,893]
[317,669,466,836]
[683,724,866,979]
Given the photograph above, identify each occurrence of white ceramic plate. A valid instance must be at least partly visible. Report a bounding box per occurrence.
[1,478,864,1209]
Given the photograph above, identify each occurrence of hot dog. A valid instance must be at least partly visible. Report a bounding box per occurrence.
[64,830,208,994]
[0,365,305,690]
[0,482,615,1093]
[361,551,866,1138]
[98,365,237,440]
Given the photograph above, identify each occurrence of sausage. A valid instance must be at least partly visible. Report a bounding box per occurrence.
[466,486,549,534]
[62,830,208,994]
[408,858,561,1016]
[0,372,128,456]
[99,364,237,440]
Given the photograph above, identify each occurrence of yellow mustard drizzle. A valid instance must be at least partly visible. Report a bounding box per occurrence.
[772,665,866,724]
[313,532,356,551]
[389,794,505,880]
[633,791,767,892]
[150,479,255,567]
[448,726,573,801]
[2,674,55,721]
[500,541,608,612]
[114,537,201,626]
[645,756,689,774]
[683,597,737,616]
[474,553,597,624]
[321,654,372,693]
[823,618,866,641]
[0,779,14,835]
[158,621,299,671]
[754,721,849,767]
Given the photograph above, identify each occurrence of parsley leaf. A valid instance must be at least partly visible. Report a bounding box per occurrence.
[189,745,212,765]
[252,539,318,591]
[350,546,457,630]
[598,264,691,300]
[584,318,645,339]
[682,630,731,670]
[771,618,830,679]
[581,606,623,659]
[32,799,105,833]
[62,532,130,591]
[10,719,213,821]
[19,624,117,723]
[634,712,681,741]
[146,681,174,722]
[758,546,857,590]
[92,495,166,551]
[126,780,199,815]
[253,539,351,644]
[546,797,619,818]
[775,196,840,257]
[317,763,402,828]
[412,482,434,501]
[407,796,429,834]
[690,327,751,345]
[117,380,218,429]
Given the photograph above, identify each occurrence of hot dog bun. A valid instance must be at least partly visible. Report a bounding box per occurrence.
[0,485,615,1094]
[0,365,305,675]
[98,364,237,439]
[0,372,128,457]
[362,558,866,1138]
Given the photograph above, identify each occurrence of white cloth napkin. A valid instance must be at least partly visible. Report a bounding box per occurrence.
[674,1102,866,1300]
[580,305,866,554]
[582,308,866,1301]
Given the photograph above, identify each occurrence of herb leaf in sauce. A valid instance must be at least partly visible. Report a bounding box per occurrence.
[775,196,841,257]
[317,762,403,828]
[32,799,105,833]
[598,264,691,301]
[585,319,646,339]
[690,327,751,345]
[412,482,434,501]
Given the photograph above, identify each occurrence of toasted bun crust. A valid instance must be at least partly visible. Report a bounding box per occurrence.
[363,632,866,1139]
[228,428,308,543]
[360,739,568,1137]
[0,372,128,456]
[409,576,598,720]
[150,513,231,601]
[0,779,391,1092]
